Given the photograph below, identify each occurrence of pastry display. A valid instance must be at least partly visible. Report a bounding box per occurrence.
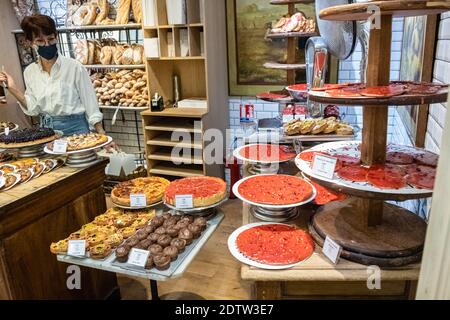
[270,12,316,34]
[236,174,314,206]
[114,213,208,271]
[111,176,171,207]
[67,0,141,26]
[0,127,56,148]
[236,144,297,163]
[47,133,109,152]
[235,224,315,265]
[91,69,149,107]
[75,39,144,66]
[297,141,439,192]
[164,176,227,208]
[0,152,14,163]
[49,208,156,259]
[284,117,354,136]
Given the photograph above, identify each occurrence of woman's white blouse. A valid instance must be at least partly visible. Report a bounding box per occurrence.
[21,55,103,126]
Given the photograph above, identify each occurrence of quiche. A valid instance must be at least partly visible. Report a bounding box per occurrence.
[111,177,171,207]
[48,133,109,152]
[164,176,227,208]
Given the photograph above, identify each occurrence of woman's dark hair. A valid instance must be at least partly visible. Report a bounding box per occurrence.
[21,14,57,42]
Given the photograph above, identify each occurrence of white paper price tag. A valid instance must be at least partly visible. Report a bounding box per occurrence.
[4,127,9,136]
[130,194,147,208]
[312,154,338,179]
[322,236,342,264]
[175,194,194,209]
[53,139,68,153]
[127,248,150,268]
[67,240,86,257]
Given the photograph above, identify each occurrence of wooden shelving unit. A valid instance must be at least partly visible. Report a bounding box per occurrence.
[141,0,228,179]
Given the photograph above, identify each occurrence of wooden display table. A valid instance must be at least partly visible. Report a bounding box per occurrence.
[240,203,419,300]
[0,160,119,299]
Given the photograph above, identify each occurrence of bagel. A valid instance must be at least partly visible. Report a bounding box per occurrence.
[72,4,97,26]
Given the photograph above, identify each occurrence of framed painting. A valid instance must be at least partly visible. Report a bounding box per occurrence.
[226,0,315,96]
[398,15,437,147]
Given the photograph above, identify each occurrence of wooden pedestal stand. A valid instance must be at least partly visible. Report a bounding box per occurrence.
[307,2,450,267]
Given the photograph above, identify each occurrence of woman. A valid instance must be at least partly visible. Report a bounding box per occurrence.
[0,14,115,147]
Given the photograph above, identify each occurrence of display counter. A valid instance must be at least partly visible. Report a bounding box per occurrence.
[0,160,119,299]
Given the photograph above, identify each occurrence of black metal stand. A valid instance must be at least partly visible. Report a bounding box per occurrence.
[150,280,160,300]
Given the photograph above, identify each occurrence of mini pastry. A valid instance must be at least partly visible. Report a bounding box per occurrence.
[154,227,166,235]
[163,246,179,261]
[193,217,207,230]
[178,228,193,245]
[121,227,136,239]
[135,229,148,241]
[138,239,152,250]
[157,235,172,248]
[147,233,160,243]
[143,225,155,234]
[68,230,84,240]
[188,224,202,239]
[50,240,68,254]
[131,218,148,229]
[153,254,171,271]
[170,238,187,253]
[115,245,130,263]
[106,233,124,247]
[125,236,139,247]
[94,214,111,226]
[150,216,164,228]
[175,220,190,230]
[181,215,194,223]
[97,225,118,236]
[90,243,112,260]
[87,232,108,247]
[105,207,123,217]
[148,244,163,255]
[166,227,179,238]
[145,255,154,270]
[163,218,177,228]
[115,215,134,228]
[162,213,171,220]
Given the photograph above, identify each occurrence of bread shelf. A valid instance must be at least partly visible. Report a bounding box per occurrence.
[319,0,450,21]
[12,23,143,34]
[99,105,149,111]
[148,56,205,61]
[145,23,204,29]
[145,123,202,134]
[147,133,203,149]
[149,163,204,177]
[84,64,145,69]
[141,108,207,118]
[270,0,315,4]
[266,31,317,39]
[148,150,204,165]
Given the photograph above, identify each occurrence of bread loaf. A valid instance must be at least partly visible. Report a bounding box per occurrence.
[121,46,135,65]
[87,40,96,65]
[74,39,89,65]
[115,0,132,25]
[131,0,142,23]
[94,0,110,25]
[100,46,113,65]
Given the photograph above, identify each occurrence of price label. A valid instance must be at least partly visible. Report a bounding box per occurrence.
[130,194,147,208]
[175,194,194,209]
[67,240,86,257]
[312,154,338,179]
[4,127,9,136]
[127,248,150,268]
[322,236,342,264]
[53,139,68,153]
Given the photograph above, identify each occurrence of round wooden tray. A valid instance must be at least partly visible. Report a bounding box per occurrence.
[308,88,448,106]
[295,140,434,201]
[309,198,426,267]
[266,31,317,39]
[319,0,450,21]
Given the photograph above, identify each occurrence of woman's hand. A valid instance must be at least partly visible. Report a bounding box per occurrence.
[104,140,119,153]
[0,71,16,89]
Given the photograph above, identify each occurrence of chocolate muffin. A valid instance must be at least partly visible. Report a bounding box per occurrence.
[143,225,155,234]
[162,213,172,220]
[153,254,171,270]
[163,246,179,261]
[115,245,130,263]
[163,218,177,228]
[178,228,194,245]
[188,224,202,238]
[125,237,139,247]
[136,229,148,241]
[170,238,187,253]
[150,216,164,228]
[193,217,207,230]
[147,233,160,243]
[166,227,179,237]
[157,234,172,247]
[145,255,154,270]
[148,244,163,255]
[154,227,166,235]
[139,239,152,250]
[175,220,190,230]
[181,215,194,223]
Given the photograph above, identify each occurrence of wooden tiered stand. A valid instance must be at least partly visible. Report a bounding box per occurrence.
[306,0,450,267]
[265,0,317,85]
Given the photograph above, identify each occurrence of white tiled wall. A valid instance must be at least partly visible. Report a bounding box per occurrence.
[425,12,450,154]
